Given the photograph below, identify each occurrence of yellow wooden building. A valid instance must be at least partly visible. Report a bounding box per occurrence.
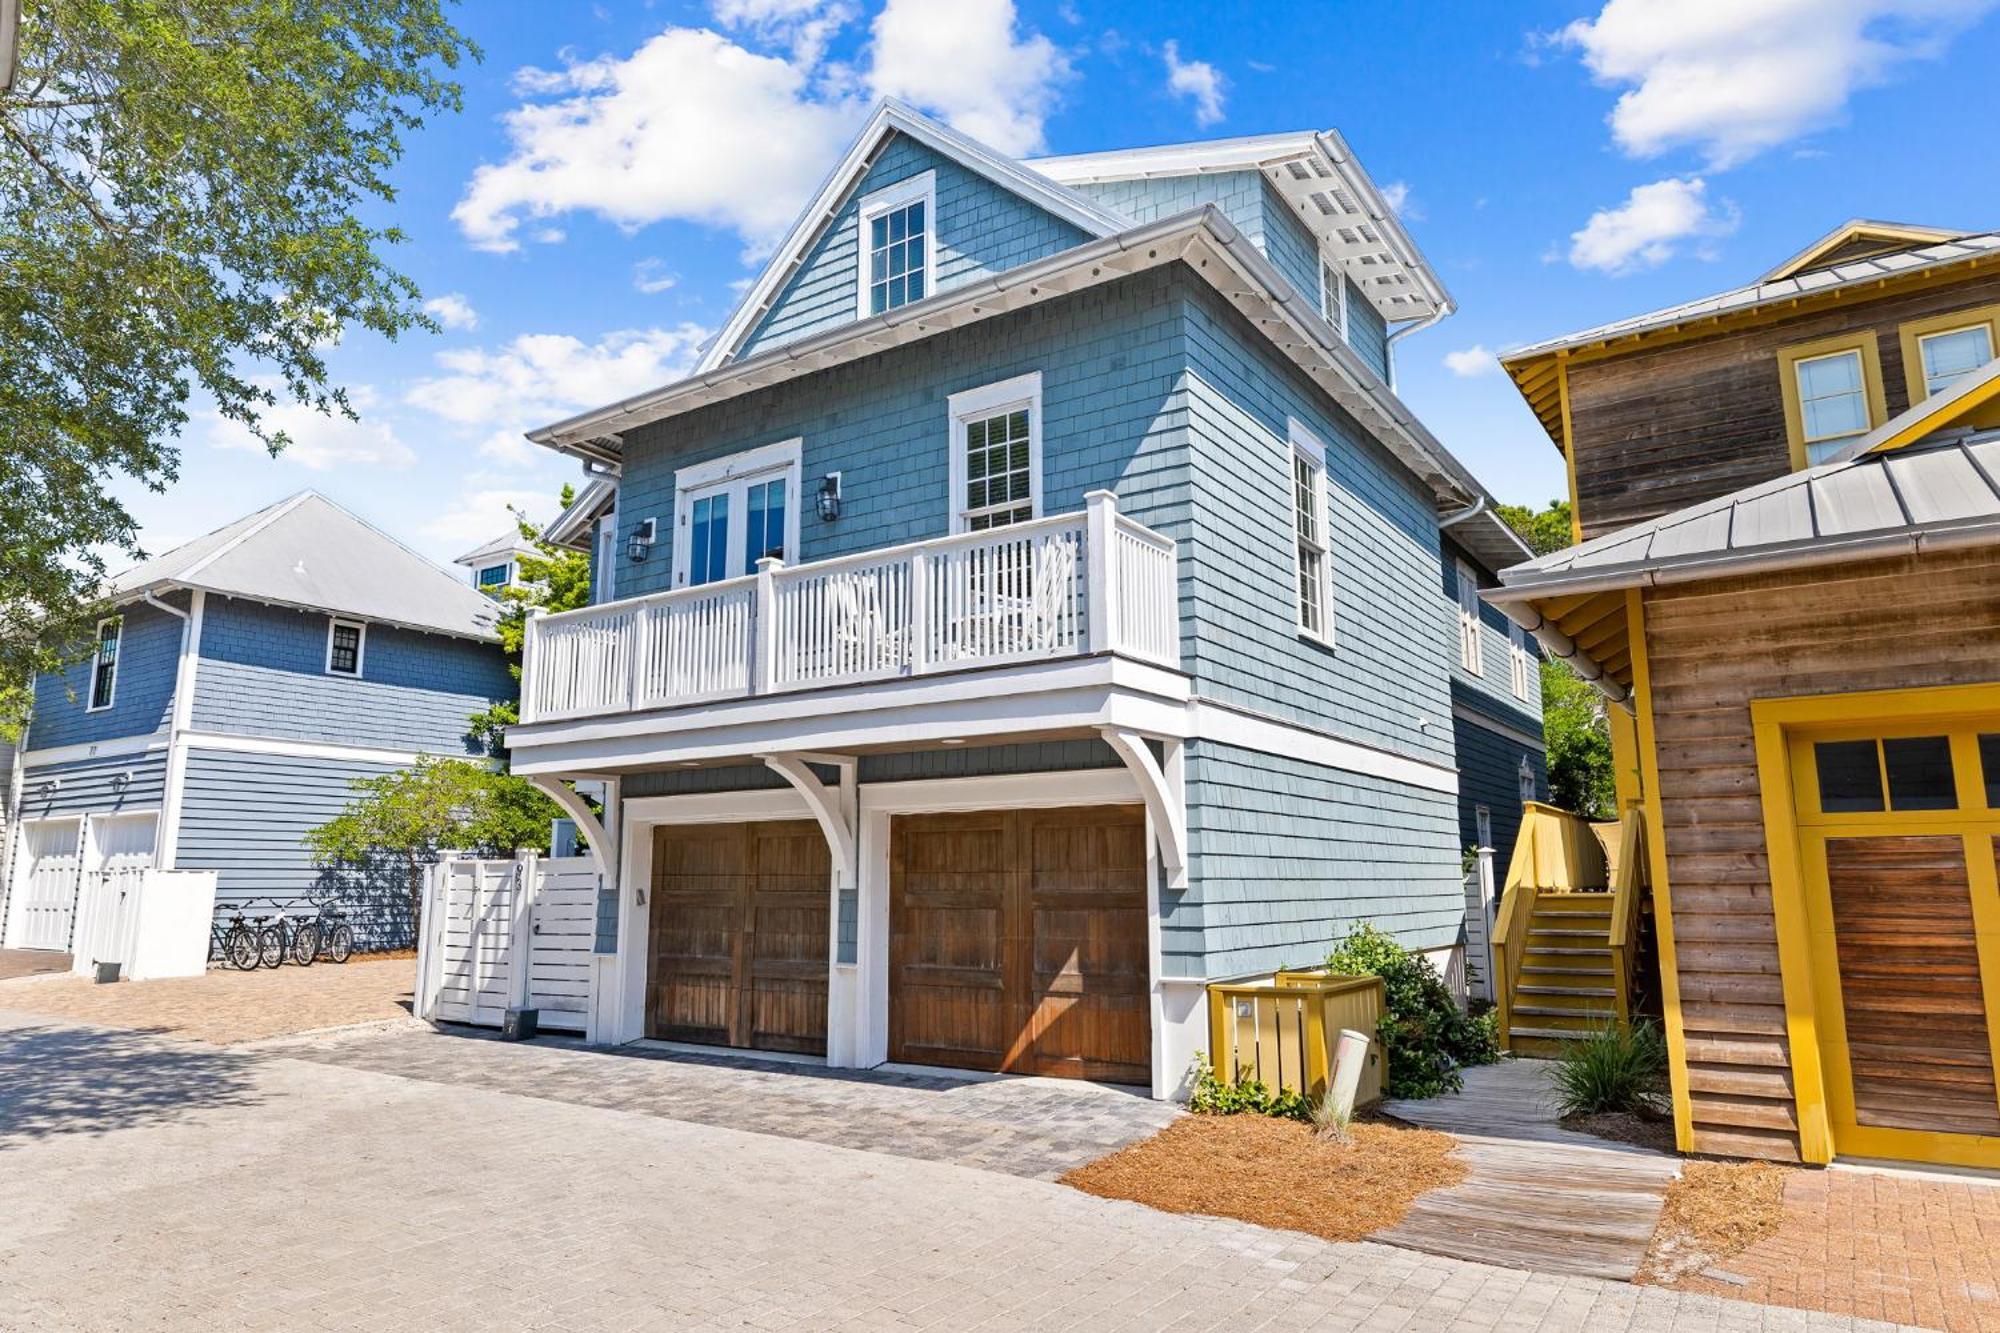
[1492,222,2000,1170]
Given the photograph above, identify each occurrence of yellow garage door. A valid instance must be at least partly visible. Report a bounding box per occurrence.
[1789,720,2000,1167]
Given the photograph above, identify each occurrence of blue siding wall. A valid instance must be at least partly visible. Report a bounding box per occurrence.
[739,131,1091,359]
[191,597,511,756]
[1174,739,1462,977]
[1180,283,1452,766]
[175,748,414,948]
[1345,277,1391,383]
[1443,538,1545,728]
[615,267,1193,601]
[1452,701,1547,872]
[27,593,188,751]
[17,752,167,822]
[1258,179,1322,307]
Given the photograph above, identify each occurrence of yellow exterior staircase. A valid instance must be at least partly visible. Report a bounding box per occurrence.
[1492,803,1648,1058]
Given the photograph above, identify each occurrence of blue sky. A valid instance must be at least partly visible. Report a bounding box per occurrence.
[117,0,2000,568]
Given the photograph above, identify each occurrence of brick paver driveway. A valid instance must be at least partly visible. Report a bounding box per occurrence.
[0,1012,1914,1332]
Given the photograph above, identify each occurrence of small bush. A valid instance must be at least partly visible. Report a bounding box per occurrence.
[1310,1082,1352,1143]
[1186,1051,1311,1122]
[1326,924,1500,1100]
[1550,1020,1668,1117]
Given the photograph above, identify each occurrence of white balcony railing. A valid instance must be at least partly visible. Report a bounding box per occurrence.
[520,490,1180,725]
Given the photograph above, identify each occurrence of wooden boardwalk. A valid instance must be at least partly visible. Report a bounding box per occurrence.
[1379,1057,1680,1282]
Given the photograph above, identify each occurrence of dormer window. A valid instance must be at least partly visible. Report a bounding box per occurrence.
[857,171,935,318]
[326,618,365,677]
[1319,257,1348,342]
[476,563,511,594]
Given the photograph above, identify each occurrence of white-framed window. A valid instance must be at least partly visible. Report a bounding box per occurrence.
[1519,754,1537,804]
[671,438,802,588]
[856,170,936,319]
[86,615,122,711]
[1917,323,1995,398]
[1455,560,1484,676]
[947,372,1042,533]
[325,618,366,677]
[594,507,618,604]
[1475,805,1493,852]
[1288,422,1332,643]
[476,562,511,592]
[1319,257,1348,343]
[1508,620,1534,701]
[1793,348,1872,463]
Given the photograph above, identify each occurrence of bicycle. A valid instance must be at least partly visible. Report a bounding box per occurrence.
[210,903,259,970]
[246,901,287,969]
[297,898,354,964]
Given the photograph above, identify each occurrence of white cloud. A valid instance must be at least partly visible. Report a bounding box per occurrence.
[453,28,860,254]
[1377,180,1427,222]
[423,293,479,330]
[1443,345,1501,378]
[1559,0,1998,169]
[207,386,417,472]
[1161,40,1225,127]
[633,258,679,294]
[425,487,564,548]
[866,0,1071,155]
[713,0,858,67]
[406,324,711,465]
[1568,176,1739,275]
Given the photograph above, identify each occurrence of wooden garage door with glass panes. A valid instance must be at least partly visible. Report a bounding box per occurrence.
[1790,721,2000,1165]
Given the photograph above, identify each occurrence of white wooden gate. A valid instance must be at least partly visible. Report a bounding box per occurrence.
[418,854,598,1034]
[7,817,85,951]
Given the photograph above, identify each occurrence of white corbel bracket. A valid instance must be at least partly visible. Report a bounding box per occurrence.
[760,754,858,884]
[526,776,615,883]
[1098,726,1189,890]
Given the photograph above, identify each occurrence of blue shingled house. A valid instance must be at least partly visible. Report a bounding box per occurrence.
[498,101,1539,1095]
[0,492,513,954]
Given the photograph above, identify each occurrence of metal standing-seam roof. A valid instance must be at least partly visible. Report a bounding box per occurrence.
[114,491,502,641]
[1490,429,2000,601]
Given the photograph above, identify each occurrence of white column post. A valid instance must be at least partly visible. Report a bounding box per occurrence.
[509,849,537,1011]
[1085,489,1119,654]
[520,607,545,724]
[157,590,203,870]
[908,549,931,675]
[754,556,783,695]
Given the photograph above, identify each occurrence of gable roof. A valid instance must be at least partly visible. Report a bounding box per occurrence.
[454,531,536,567]
[1489,429,2000,602]
[1761,220,1969,282]
[695,100,1130,377]
[1501,226,2000,448]
[1029,129,1451,324]
[114,492,501,641]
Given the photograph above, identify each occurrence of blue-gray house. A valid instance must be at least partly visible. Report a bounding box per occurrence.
[0,492,513,954]
[499,102,1537,1095]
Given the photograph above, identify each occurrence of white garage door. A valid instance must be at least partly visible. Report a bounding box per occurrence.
[7,818,85,951]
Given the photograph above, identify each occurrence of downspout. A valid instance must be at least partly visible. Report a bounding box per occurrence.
[1384,306,1447,393]
[1437,495,1487,530]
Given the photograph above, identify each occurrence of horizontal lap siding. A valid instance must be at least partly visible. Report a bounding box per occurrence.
[1445,536,1545,727]
[176,748,413,948]
[192,597,510,756]
[17,752,168,822]
[1568,271,2000,541]
[1451,699,1546,869]
[1643,546,2000,1161]
[29,592,187,750]
[741,131,1091,359]
[614,268,1192,602]
[1181,287,1452,767]
[1344,277,1391,384]
[1180,740,1461,978]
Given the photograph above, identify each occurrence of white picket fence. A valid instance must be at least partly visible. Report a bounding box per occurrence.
[415,853,600,1034]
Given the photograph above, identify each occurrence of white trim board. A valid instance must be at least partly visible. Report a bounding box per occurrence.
[947,371,1043,533]
[1449,702,1547,754]
[1184,699,1458,794]
[22,730,170,770]
[178,732,431,768]
[854,169,937,321]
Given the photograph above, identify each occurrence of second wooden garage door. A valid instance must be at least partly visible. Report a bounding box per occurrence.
[890,805,1149,1084]
[648,820,829,1055]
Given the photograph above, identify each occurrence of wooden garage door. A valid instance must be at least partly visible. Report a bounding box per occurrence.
[648,820,829,1055]
[890,805,1149,1084]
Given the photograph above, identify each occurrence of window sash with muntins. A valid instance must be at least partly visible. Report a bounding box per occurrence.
[947,373,1042,535]
[856,171,935,320]
[87,616,121,710]
[1456,562,1483,675]
[326,619,364,677]
[1508,620,1533,700]
[1919,324,1996,398]
[1319,258,1348,342]
[1292,447,1330,640]
[1794,349,1871,462]
[477,563,510,589]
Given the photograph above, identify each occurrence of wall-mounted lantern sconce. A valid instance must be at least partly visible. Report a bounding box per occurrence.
[816,472,842,522]
[626,516,657,563]
[110,770,132,792]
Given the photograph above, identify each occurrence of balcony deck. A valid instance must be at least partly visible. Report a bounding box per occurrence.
[516,492,1181,739]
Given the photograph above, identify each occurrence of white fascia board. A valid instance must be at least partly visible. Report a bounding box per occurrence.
[22,729,171,770]
[692,99,1131,380]
[110,582,501,646]
[178,731,432,768]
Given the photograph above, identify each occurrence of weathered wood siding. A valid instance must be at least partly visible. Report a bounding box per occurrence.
[1568,269,2000,540]
[1642,544,2000,1161]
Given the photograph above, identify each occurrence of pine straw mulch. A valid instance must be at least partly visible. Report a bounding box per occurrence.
[1059,1113,1466,1243]
[1638,1160,1792,1285]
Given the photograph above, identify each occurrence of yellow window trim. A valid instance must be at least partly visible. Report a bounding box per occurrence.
[1750,679,2000,1170]
[1776,330,1888,472]
[1897,302,2000,404]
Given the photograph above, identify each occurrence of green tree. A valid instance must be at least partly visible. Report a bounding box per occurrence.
[304,757,560,939]
[1499,498,1616,818]
[468,484,595,752]
[0,0,476,725]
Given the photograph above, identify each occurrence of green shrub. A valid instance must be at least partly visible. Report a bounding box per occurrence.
[1185,1051,1310,1122]
[1550,1020,1667,1117]
[1325,924,1500,1100]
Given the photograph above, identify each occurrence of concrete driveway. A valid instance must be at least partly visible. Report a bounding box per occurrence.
[0,1012,1910,1333]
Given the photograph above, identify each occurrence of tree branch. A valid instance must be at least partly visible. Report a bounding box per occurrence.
[1,116,121,236]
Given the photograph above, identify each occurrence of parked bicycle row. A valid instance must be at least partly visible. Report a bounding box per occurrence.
[210,897,355,969]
